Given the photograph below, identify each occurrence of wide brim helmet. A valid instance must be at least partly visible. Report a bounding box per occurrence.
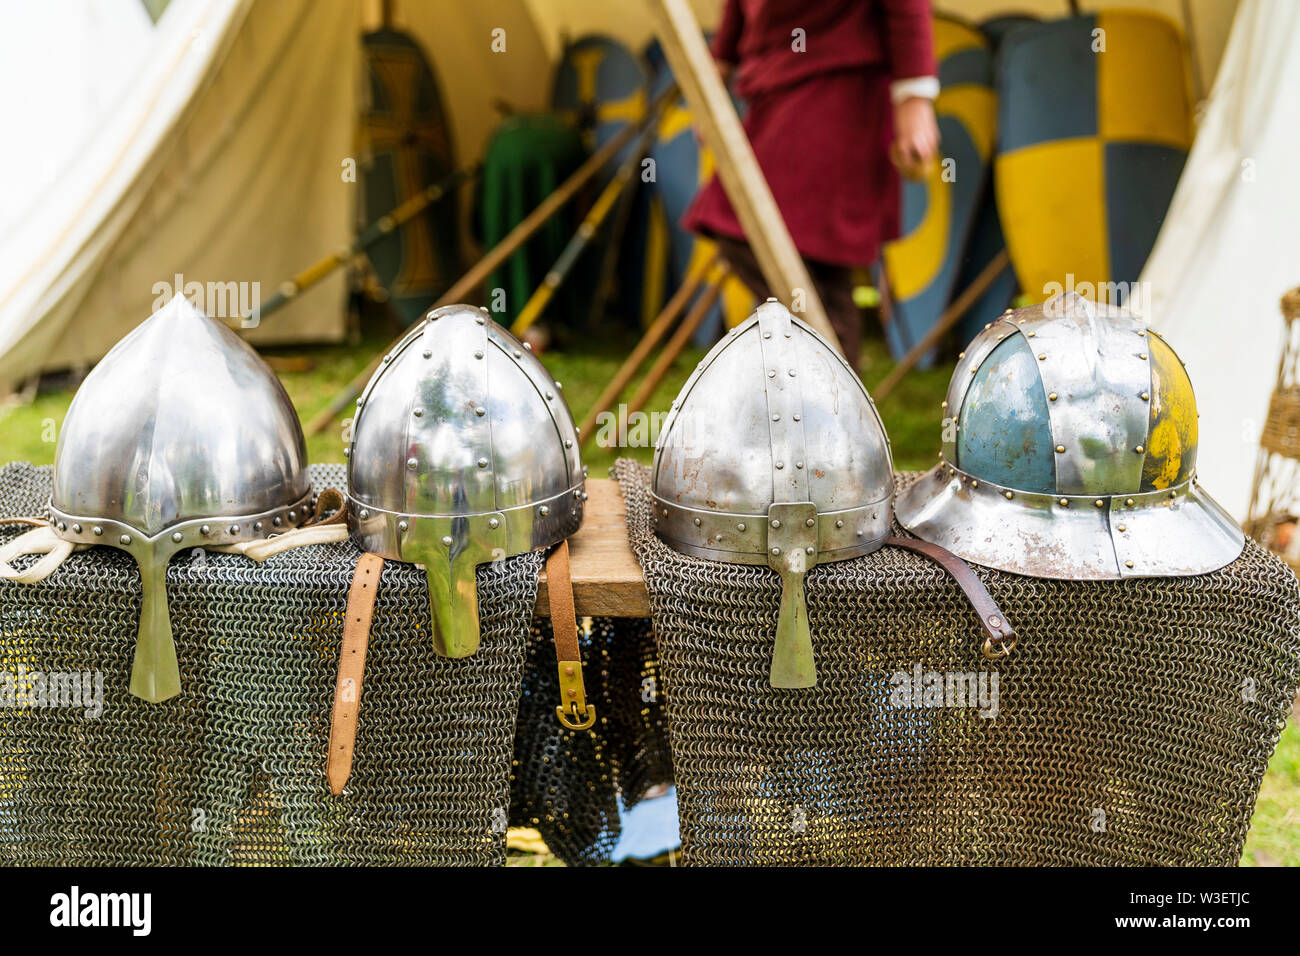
[896,292,1243,579]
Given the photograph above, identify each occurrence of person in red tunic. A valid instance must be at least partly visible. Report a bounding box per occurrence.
[683,0,940,371]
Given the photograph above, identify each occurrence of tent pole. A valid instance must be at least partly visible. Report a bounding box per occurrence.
[306,83,678,437]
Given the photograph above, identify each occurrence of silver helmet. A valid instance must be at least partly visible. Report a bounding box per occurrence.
[50,294,313,701]
[652,300,893,687]
[896,292,1244,579]
[347,304,585,658]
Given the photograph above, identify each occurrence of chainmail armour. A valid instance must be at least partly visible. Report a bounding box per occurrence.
[510,616,672,865]
[0,463,538,866]
[615,459,1300,866]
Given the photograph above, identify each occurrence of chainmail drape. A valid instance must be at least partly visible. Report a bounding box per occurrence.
[509,615,672,865]
[615,459,1300,866]
[0,463,536,866]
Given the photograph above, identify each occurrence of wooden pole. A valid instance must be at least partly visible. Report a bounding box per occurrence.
[872,249,1012,402]
[306,84,678,437]
[578,250,718,442]
[625,265,728,415]
[645,0,838,351]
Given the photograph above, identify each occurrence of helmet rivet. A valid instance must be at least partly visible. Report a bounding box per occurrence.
[72,523,81,534]
[359,510,369,520]
[1139,353,1148,360]
[663,509,668,517]
[768,369,776,378]
[523,342,532,351]
[172,532,184,543]
[788,369,796,377]
[477,457,489,468]
[763,331,771,339]
[941,400,947,408]
[413,408,424,417]
[737,523,746,532]
[1168,490,1176,499]
[199,525,210,535]
[539,506,550,516]
[1118,524,1126,532]
[958,352,966,360]
[771,519,781,529]
[56,522,66,532]
[971,480,979,488]
[398,520,409,532]
[1094,499,1105,508]
[1126,561,1135,569]
[94,525,104,536]
[488,517,500,530]
[474,350,484,359]
[693,517,702,526]
[253,522,263,532]
[564,439,573,448]
[229,524,239,534]
[422,349,432,359]
[476,315,486,325]
[715,533,724,542]
[1048,392,1058,401]
[1026,331,1035,338]
[772,414,780,421]
[795,461,804,469]
[120,534,132,545]
[805,517,815,528]
[441,535,453,546]
[407,457,418,470]
[771,547,781,556]
[1059,498,1069,507]
[1125,498,1135,507]
[1055,444,1065,453]
[343,447,351,458]
[793,414,801,422]
[775,462,784,470]
[1037,353,1047,361]
[1135,445,1144,454]
[806,546,815,555]
[554,381,563,390]
[357,398,364,407]
[476,405,487,417]
[1004,491,1013,500]
[835,519,844,528]
[1141,392,1150,401]
[289,511,298,521]
[273,516,283,527]
[988,616,1002,629]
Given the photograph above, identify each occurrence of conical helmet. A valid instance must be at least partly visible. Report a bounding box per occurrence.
[50,295,313,701]
[652,300,893,687]
[347,304,585,657]
[895,292,1243,578]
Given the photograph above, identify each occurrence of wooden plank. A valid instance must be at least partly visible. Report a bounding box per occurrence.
[646,0,840,352]
[535,479,649,617]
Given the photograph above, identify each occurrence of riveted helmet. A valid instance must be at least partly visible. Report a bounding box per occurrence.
[895,292,1243,579]
[347,304,585,657]
[651,300,894,686]
[50,295,313,701]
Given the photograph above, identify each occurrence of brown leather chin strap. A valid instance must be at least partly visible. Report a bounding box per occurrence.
[545,540,596,730]
[328,552,384,795]
[886,536,1017,660]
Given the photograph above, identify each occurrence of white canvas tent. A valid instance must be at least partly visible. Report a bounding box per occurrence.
[1138,0,1300,520]
[0,0,1245,395]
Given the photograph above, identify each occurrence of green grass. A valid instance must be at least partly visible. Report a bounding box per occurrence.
[1,323,1295,866]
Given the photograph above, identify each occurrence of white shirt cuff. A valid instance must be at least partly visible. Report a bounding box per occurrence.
[890,76,940,104]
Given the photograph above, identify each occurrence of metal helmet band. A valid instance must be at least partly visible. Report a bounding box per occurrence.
[50,295,313,701]
[896,292,1244,579]
[652,300,893,687]
[346,304,585,657]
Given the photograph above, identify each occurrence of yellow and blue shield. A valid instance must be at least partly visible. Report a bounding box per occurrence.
[994,12,1193,304]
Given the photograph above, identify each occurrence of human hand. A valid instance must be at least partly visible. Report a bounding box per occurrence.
[891,96,940,180]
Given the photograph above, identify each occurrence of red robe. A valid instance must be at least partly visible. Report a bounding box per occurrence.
[684,0,936,267]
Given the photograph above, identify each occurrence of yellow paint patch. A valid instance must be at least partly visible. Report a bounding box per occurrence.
[995,138,1109,301]
[933,17,984,64]
[938,85,997,160]
[1141,332,1198,489]
[1096,11,1193,150]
